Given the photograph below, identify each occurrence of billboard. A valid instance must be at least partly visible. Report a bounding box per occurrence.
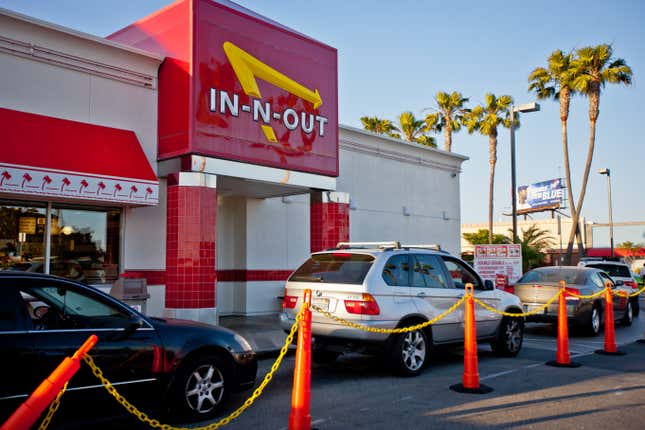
[474,244,523,285]
[517,178,564,213]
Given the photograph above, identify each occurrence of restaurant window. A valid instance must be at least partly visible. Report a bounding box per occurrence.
[0,201,120,284]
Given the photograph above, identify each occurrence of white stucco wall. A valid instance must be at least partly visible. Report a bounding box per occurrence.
[338,126,467,256]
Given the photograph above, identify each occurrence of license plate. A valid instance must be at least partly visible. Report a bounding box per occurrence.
[524,304,545,313]
[313,298,330,312]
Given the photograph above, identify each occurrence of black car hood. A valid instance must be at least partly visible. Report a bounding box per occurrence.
[146,316,252,355]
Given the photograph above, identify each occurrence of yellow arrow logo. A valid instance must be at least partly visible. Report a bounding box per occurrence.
[223,41,323,143]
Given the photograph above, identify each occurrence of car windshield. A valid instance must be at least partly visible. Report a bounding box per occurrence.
[289,253,375,284]
[517,268,585,285]
[585,263,630,278]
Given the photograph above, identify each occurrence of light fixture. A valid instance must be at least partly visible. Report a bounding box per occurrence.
[598,168,614,257]
[61,225,74,235]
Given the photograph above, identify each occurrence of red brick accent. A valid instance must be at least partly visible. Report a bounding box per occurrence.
[310,194,350,253]
[165,184,217,308]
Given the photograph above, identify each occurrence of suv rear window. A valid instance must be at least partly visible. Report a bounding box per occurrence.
[289,253,374,284]
[585,263,631,278]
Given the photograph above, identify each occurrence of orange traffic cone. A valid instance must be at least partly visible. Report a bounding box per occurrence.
[546,281,581,368]
[289,289,313,430]
[596,281,626,356]
[450,283,493,394]
[1,335,97,430]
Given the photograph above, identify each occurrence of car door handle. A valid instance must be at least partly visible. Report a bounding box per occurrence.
[417,292,427,298]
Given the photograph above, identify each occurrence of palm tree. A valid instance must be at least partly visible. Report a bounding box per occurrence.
[397,111,436,146]
[360,115,400,138]
[425,91,469,152]
[528,50,585,262]
[564,44,632,259]
[464,93,515,244]
[510,224,555,271]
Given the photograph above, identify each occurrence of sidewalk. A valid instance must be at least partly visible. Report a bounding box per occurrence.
[219,313,293,357]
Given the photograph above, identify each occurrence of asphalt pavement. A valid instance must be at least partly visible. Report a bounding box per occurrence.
[49,317,645,429]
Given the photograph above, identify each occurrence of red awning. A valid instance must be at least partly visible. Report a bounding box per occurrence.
[0,107,158,205]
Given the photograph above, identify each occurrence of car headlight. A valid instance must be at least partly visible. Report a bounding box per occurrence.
[233,333,253,352]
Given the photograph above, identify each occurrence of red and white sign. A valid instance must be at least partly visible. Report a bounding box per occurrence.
[474,244,523,285]
[109,0,339,177]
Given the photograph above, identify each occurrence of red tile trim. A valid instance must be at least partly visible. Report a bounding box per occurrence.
[124,269,293,284]
[124,270,166,285]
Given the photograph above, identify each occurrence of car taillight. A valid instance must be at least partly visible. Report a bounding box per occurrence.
[565,287,580,300]
[344,293,380,315]
[283,295,298,309]
[504,285,515,294]
[625,280,638,289]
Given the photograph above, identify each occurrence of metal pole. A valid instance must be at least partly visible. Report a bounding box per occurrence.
[558,215,563,266]
[607,172,614,257]
[44,202,52,275]
[510,108,518,243]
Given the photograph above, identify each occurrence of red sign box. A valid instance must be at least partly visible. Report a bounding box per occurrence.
[109,0,338,177]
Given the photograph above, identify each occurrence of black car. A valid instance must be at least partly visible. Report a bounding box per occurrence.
[0,271,257,425]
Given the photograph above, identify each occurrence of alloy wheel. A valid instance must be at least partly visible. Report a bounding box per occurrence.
[504,319,522,352]
[184,364,225,414]
[402,331,426,371]
[591,307,600,334]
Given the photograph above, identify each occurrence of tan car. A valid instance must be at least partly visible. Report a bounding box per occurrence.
[514,266,633,335]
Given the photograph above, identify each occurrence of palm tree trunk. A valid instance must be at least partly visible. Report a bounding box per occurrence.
[444,117,452,152]
[565,86,600,260]
[488,135,497,243]
[560,88,580,264]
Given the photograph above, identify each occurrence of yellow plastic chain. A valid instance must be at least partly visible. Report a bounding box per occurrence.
[473,289,562,317]
[82,305,304,430]
[568,288,608,300]
[38,382,69,430]
[311,295,466,333]
[614,284,645,298]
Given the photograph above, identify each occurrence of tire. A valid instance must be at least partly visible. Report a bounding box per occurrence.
[169,354,229,422]
[586,304,602,336]
[311,349,340,365]
[631,298,639,318]
[621,300,633,327]
[491,315,524,357]
[388,329,428,377]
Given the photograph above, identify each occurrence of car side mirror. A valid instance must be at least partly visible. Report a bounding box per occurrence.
[484,280,495,290]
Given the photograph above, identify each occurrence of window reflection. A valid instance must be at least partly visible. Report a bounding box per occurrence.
[0,202,120,284]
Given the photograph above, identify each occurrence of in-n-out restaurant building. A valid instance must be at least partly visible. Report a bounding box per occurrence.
[0,0,467,323]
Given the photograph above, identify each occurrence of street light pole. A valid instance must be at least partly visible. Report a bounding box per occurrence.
[598,168,614,257]
[510,102,540,244]
[510,108,517,243]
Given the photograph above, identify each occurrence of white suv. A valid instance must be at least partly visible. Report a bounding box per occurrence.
[578,258,640,317]
[279,242,525,376]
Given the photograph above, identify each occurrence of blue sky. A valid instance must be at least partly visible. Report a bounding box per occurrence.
[2,0,644,245]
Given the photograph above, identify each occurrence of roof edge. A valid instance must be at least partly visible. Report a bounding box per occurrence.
[0,7,164,62]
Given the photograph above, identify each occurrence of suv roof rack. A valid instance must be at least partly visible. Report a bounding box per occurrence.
[335,241,401,250]
[402,244,442,250]
[580,256,624,263]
